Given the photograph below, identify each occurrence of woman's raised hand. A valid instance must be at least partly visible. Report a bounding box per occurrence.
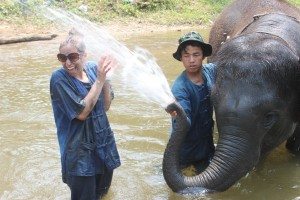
[97,54,117,83]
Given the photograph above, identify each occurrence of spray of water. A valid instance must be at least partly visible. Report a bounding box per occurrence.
[41,6,175,108]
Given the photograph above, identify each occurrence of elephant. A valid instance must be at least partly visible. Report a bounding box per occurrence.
[163,0,300,193]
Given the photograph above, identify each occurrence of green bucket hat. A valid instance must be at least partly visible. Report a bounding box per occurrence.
[173,31,212,61]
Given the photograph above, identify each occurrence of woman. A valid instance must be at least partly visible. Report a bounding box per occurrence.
[50,28,120,200]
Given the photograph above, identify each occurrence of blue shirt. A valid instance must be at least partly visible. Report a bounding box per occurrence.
[171,63,216,164]
[50,61,121,179]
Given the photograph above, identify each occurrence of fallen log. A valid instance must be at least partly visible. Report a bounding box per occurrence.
[0,34,58,45]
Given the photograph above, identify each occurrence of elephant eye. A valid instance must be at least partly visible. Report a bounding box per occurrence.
[262,112,278,129]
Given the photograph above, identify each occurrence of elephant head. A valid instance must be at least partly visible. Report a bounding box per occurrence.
[163,35,299,193]
[163,8,300,193]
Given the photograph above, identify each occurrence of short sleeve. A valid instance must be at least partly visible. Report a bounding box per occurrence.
[203,63,217,91]
[50,72,85,120]
[171,79,192,121]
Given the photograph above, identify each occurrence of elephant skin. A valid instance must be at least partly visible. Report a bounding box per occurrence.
[163,0,300,193]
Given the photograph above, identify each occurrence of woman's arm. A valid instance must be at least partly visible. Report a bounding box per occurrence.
[76,55,114,120]
[102,80,114,111]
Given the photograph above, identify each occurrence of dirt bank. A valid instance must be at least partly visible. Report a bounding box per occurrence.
[102,21,207,39]
[0,19,207,44]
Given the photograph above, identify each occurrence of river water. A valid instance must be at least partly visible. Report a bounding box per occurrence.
[0,29,299,200]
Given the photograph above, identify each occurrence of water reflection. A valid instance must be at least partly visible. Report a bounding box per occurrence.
[0,30,299,200]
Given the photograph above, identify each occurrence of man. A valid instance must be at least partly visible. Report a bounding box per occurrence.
[167,31,216,173]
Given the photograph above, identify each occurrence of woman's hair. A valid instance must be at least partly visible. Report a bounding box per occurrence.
[59,28,86,53]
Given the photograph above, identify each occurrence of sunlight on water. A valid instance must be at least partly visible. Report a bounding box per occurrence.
[41,7,175,108]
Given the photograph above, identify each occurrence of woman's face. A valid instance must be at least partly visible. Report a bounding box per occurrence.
[58,44,85,76]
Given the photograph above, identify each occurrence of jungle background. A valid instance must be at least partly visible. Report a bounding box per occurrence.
[1,0,300,39]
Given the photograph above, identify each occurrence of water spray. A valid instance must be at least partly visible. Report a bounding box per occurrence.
[39,6,175,108]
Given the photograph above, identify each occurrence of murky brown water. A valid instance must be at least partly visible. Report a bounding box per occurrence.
[0,29,299,200]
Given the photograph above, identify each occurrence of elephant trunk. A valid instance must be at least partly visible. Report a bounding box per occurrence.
[163,102,260,192]
[163,102,190,191]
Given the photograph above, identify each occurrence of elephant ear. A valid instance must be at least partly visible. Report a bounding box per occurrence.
[289,58,300,123]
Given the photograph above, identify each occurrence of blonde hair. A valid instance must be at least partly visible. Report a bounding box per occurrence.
[59,28,86,53]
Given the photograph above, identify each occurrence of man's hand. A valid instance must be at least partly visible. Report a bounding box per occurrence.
[169,111,178,118]
[165,101,179,118]
[165,110,177,118]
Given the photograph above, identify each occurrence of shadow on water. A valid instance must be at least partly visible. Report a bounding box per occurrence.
[0,12,299,200]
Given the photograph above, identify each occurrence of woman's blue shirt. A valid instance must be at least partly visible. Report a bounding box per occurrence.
[50,61,120,179]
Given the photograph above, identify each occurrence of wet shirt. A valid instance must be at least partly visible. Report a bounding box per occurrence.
[50,61,121,178]
[171,63,216,165]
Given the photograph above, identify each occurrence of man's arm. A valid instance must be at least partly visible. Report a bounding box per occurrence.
[166,79,192,125]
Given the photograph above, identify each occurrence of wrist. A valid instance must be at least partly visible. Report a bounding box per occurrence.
[96,79,104,85]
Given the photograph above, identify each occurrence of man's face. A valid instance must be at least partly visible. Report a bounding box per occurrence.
[181,45,204,73]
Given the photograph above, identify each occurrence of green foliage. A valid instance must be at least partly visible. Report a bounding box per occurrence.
[288,0,300,7]
[114,2,140,17]
[0,1,22,19]
[0,0,52,28]
[1,0,299,25]
[144,0,233,25]
[0,0,40,20]
[135,0,176,11]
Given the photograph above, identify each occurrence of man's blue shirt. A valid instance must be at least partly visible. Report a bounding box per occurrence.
[50,61,120,179]
[171,63,216,164]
